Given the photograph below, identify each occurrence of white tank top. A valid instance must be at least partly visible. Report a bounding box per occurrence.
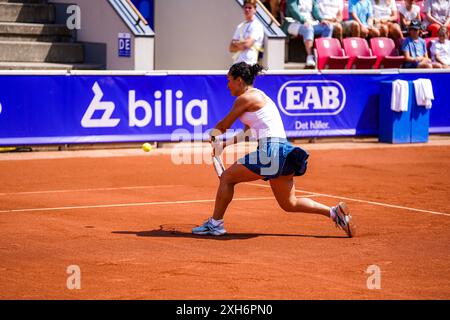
[239,88,287,140]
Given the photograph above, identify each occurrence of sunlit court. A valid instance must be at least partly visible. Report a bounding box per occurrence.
[1,141,449,299]
[1,0,450,305]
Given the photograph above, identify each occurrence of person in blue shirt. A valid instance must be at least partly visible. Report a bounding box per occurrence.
[402,19,442,68]
[349,0,383,38]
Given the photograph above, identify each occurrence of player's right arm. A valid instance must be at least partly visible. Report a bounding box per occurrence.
[211,94,252,138]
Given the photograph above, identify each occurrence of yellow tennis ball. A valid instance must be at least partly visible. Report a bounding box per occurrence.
[142,142,152,152]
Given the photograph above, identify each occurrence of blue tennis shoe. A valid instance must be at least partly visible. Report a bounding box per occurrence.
[192,218,227,236]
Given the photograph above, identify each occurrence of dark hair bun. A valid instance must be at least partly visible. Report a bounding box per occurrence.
[250,64,264,78]
[229,62,264,85]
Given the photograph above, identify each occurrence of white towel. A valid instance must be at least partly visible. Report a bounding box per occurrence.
[413,78,434,109]
[391,80,409,112]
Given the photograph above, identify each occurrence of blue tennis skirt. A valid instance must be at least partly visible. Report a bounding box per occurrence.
[238,137,309,181]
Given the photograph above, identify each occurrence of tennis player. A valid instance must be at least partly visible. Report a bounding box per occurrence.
[192,62,355,237]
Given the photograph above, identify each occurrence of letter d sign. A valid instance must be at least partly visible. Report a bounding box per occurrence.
[118,33,131,57]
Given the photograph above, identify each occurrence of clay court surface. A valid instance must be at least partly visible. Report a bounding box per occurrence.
[0,140,450,300]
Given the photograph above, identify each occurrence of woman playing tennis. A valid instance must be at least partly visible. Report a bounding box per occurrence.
[192,62,355,237]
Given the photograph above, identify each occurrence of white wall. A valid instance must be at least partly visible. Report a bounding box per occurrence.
[154,0,243,70]
[51,0,154,70]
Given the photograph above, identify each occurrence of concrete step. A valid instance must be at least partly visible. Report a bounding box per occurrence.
[284,62,306,70]
[0,41,83,63]
[0,3,55,23]
[0,22,73,42]
[0,61,103,70]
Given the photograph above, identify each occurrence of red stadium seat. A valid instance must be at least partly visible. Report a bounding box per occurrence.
[343,37,377,69]
[370,37,405,68]
[314,38,349,69]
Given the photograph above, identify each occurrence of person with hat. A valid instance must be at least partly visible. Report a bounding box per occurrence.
[401,19,442,68]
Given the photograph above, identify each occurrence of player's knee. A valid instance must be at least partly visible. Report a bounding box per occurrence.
[278,199,297,212]
[219,169,237,185]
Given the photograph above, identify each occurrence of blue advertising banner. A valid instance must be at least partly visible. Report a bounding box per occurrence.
[0,72,449,145]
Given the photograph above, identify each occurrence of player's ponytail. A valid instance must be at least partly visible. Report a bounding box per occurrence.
[250,63,264,81]
[229,62,264,85]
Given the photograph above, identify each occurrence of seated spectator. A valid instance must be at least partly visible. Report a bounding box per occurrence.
[350,0,383,38]
[343,0,363,37]
[317,0,358,42]
[430,26,450,67]
[402,19,442,68]
[423,0,450,37]
[230,0,265,65]
[371,0,404,42]
[283,0,334,67]
[399,0,422,31]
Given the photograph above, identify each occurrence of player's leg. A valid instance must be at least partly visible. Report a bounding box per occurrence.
[269,175,355,237]
[192,163,262,235]
[269,174,330,216]
[212,163,262,220]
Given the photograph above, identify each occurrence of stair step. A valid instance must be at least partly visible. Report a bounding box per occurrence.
[0,61,102,70]
[0,3,55,23]
[0,22,73,42]
[0,41,83,63]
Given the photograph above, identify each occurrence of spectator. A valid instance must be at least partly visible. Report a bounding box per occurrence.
[399,0,422,31]
[350,0,383,38]
[284,0,334,67]
[402,19,442,68]
[230,0,265,65]
[430,26,450,67]
[316,0,346,42]
[423,0,450,37]
[343,0,362,37]
[371,0,404,42]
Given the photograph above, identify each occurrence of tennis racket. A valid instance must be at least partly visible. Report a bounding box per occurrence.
[211,136,225,178]
[212,155,225,178]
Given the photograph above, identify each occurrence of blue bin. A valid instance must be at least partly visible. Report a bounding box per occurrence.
[409,81,430,143]
[378,81,411,144]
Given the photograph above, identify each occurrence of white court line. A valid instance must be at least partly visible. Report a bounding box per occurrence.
[0,197,277,214]
[245,183,450,217]
[0,185,184,196]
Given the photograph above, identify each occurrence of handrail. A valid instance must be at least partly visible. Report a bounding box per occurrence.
[108,0,154,36]
[256,0,280,27]
[124,0,148,26]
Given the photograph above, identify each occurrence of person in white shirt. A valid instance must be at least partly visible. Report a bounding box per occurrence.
[316,0,355,42]
[371,0,404,41]
[230,0,265,65]
[430,26,450,67]
[399,0,422,31]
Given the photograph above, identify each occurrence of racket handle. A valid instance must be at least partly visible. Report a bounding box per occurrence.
[212,156,225,178]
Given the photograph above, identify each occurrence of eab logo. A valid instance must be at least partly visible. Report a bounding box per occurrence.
[277,80,346,116]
